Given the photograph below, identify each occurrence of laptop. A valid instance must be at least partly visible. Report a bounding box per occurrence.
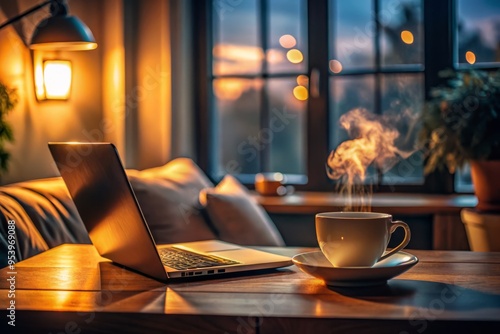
[48,142,292,282]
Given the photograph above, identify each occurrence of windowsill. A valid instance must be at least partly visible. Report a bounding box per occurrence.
[255,191,477,215]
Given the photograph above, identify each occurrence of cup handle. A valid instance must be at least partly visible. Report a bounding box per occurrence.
[377,221,411,262]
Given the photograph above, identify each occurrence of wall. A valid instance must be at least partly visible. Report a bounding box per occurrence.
[0,0,196,185]
[122,0,172,170]
[101,0,126,160]
[0,0,103,185]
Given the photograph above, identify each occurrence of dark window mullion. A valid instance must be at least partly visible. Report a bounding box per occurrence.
[374,0,382,116]
[301,0,330,190]
[210,72,308,80]
[259,0,271,173]
[422,0,455,193]
[374,0,383,186]
[194,0,211,173]
[329,0,337,154]
[335,67,424,76]
[424,0,454,92]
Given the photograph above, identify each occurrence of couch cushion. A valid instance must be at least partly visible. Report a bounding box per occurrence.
[127,158,217,244]
[0,194,49,263]
[199,175,285,246]
[0,178,91,265]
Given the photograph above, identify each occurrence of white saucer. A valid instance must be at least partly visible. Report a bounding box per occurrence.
[292,251,418,287]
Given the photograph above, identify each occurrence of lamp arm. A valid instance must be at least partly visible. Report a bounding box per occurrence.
[0,0,53,30]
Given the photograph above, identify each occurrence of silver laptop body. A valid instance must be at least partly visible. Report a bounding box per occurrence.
[48,142,292,282]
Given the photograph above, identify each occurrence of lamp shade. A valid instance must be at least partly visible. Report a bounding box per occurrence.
[30,15,97,51]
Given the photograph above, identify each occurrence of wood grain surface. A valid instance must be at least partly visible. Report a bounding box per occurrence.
[1,244,499,333]
[255,192,477,215]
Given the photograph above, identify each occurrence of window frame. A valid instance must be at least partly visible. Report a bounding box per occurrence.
[193,0,490,193]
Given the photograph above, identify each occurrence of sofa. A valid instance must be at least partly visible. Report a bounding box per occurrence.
[0,158,286,268]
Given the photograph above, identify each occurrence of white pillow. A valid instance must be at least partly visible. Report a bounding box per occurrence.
[199,175,285,246]
[127,158,217,244]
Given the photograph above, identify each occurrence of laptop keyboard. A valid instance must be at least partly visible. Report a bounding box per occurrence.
[159,247,240,270]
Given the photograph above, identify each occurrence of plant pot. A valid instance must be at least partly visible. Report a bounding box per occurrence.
[470,160,500,213]
[461,208,500,251]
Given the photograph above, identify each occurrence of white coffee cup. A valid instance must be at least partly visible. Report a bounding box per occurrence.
[316,212,411,267]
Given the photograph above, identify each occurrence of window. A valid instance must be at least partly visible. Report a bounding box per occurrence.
[456,0,500,67]
[209,0,308,184]
[194,0,500,192]
[329,0,424,187]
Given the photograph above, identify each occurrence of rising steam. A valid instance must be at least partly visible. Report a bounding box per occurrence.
[327,108,418,211]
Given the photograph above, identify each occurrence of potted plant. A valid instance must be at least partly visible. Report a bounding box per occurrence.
[419,69,500,211]
[419,69,500,250]
[0,81,17,178]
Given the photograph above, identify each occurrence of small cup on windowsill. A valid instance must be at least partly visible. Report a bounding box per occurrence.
[255,173,288,196]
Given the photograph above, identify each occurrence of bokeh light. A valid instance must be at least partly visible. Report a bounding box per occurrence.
[329,59,343,74]
[287,49,303,64]
[293,85,308,101]
[296,75,309,86]
[279,34,297,48]
[266,49,285,64]
[400,30,414,44]
[465,51,476,64]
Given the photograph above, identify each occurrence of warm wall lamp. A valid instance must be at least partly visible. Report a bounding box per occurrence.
[1,0,97,101]
[0,0,97,51]
[35,59,72,100]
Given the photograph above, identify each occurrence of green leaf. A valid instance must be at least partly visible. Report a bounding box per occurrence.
[0,81,17,174]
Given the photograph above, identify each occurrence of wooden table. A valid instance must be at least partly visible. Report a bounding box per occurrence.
[1,244,499,333]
